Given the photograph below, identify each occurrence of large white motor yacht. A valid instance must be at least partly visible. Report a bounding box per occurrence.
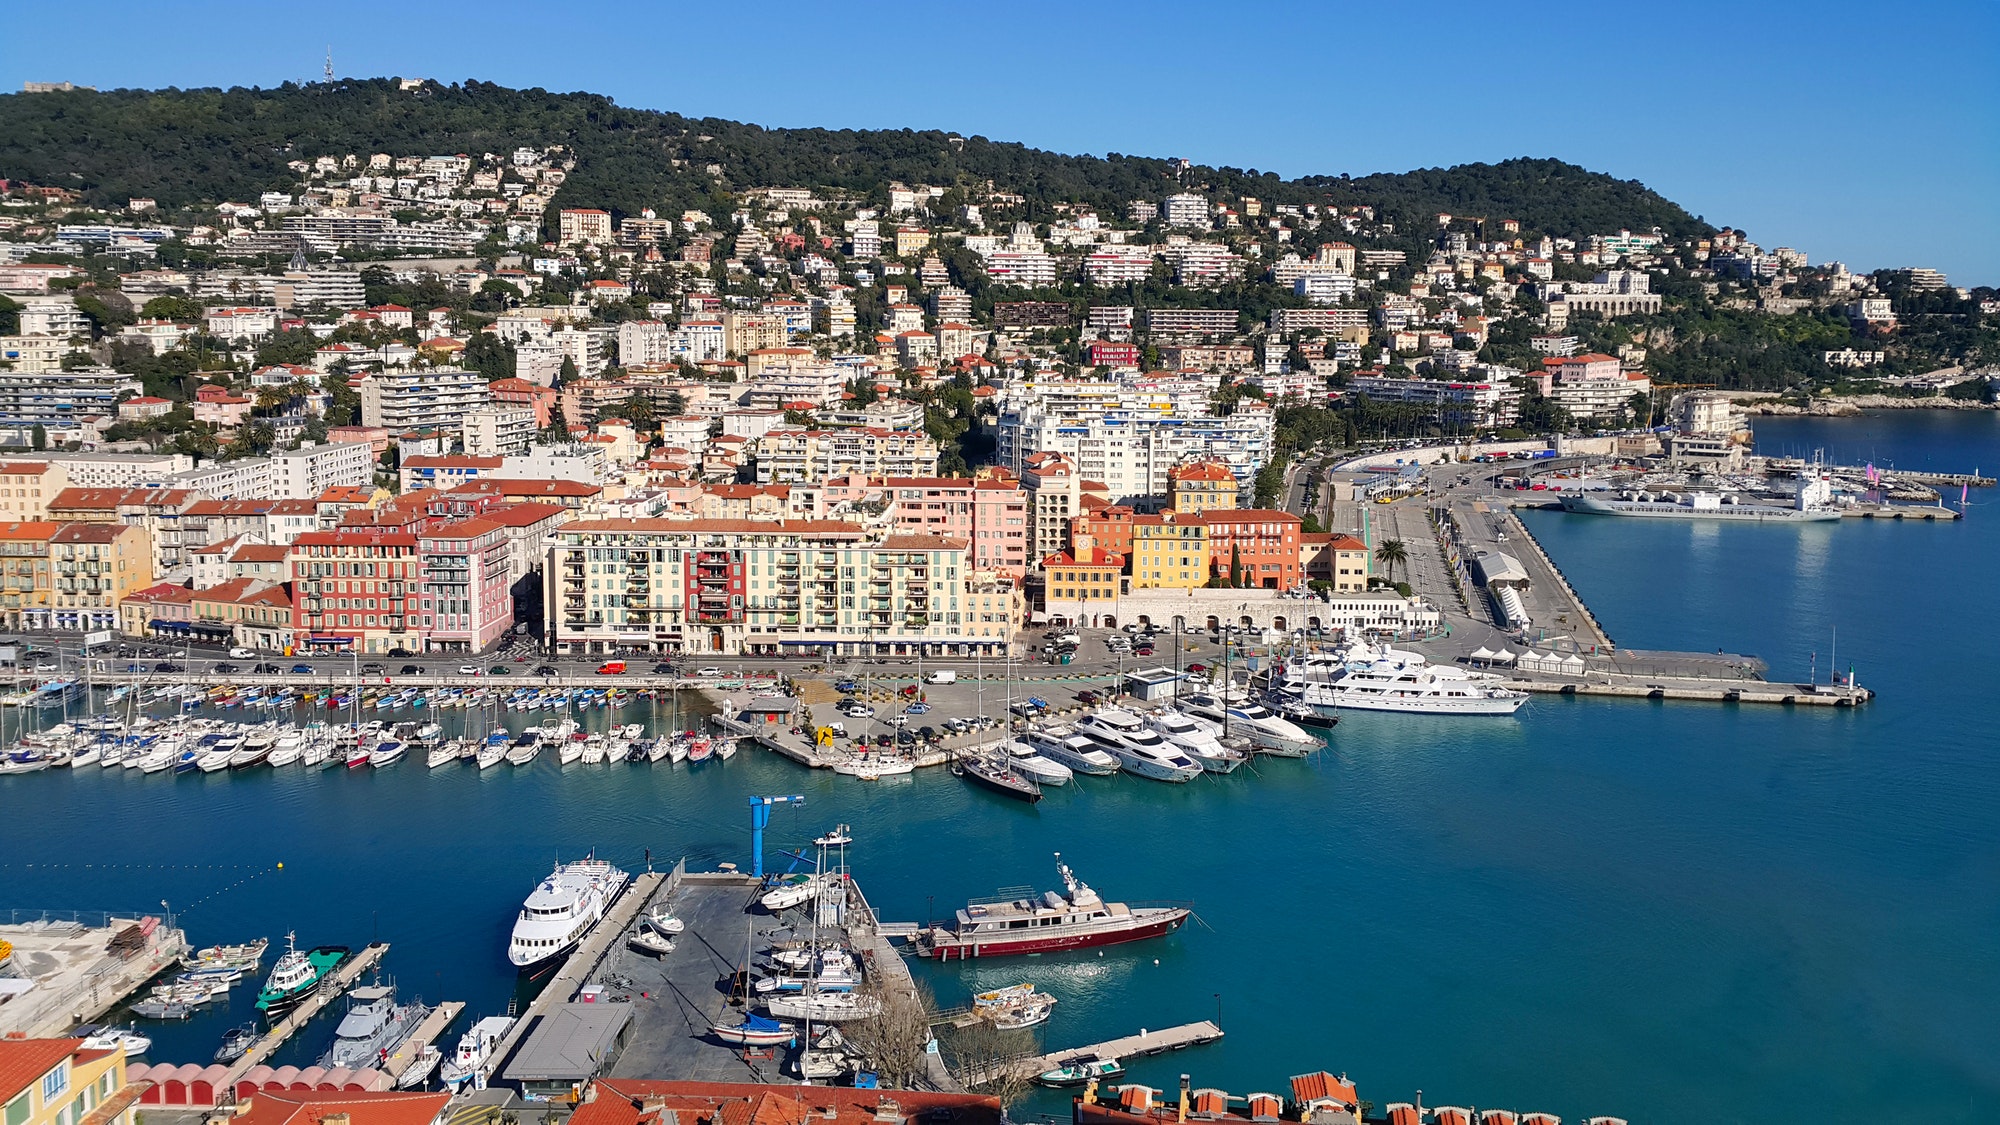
[1280,644,1528,716]
[1020,724,1120,776]
[1143,709,1248,773]
[1179,693,1321,755]
[507,857,630,969]
[1075,708,1202,782]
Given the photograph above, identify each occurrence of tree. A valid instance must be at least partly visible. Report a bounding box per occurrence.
[620,393,656,429]
[1374,538,1409,585]
[1228,543,1243,588]
[140,295,203,321]
[31,424,46,451]
[556,355,579,385]
[843,976,934,1090]
[940,1018,1036,1110]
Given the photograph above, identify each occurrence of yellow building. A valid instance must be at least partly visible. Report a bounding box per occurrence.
[0,520,58,631]
[1042,544,1123,628]
[1169,460,1239,514]
[0,1037,137,1125]
[0,462,68,521]
[49,522,153,633]
[1129,513,1210,589]
[1301,532,1371,592]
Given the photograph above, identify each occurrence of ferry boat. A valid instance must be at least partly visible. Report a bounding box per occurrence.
[1558,468,1839,522]
[920,857,1190,961]
[506,856,630,970]
[1281,645,1528,716]
[254,934,350,1016]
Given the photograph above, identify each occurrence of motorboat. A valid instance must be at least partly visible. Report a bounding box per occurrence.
[1143,708,1249,773]
[196,746,235,773]
[228,733,273,769]
[507,857,630,970]
[955,752,1044,802]
[580,733,608,764]
[1179,694,1321,756]
[1035,1056,1126,1088]
[394,1044,442,1088]
[185,937,267,971]
[505,734,539,767]
[754,964,860,993]
[1020,724,1120,776]
[266,733,305,767]
[1286,643,1530,716]
[1276,698,1339,731]
[438,1015,515,1092]
[760,871,835,912]
[214,1023,258,1062]
[992,993,1057,1030]
[644,906,685,934]
[762,991,881,1022]
[919,857,1190,961]
[1075,708,1201,782]
[1002,740,1073,785]
[78,1026,151,1056]
[367,740,406,768]
[316,983,431,1069]
[627,917,676,957]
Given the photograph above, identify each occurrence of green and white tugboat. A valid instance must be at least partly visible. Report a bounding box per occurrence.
[254,932,350,1018]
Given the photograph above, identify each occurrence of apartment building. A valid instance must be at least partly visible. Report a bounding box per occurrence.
[0,1038,136,1125]
[1346,373,1518,428]
[545,519,1004,657]
[862,475,1030,579]
[0,461,68,520]
[558,208,614,245]
[49,522,153,632]
[288,528,423,654]
[1161,193,1210,228]
[1169,460,1238,514]
[1021,452,1084,567]
[0,520,56,630]
[1190,509,1303,589]
[999,410,1273,504]
[750,428,940,483]
[418,516,514,653]
[1145,308,1239,337]
[1130,512,1209,589]
[358,367,492,432]
[461,406,537,456]
[1083,249,1155,285]
[1301,532,1371,592]
[1532,354,1650,421]
[1042,544,1125,628]
[0,367,142,434]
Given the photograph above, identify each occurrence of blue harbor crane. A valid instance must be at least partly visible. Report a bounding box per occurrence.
[747,794,805,877]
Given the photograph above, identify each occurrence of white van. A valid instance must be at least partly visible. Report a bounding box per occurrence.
[228,647,257,659]
[924,670,957,685]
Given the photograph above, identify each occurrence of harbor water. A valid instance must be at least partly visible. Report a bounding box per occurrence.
[3,411,1996,1122]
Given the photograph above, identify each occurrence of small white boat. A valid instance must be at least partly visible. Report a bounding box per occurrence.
[196,748,234,773]
[645,906,685,934]
[762,991,880,1022]
[367,740,406,768]
[266,733,305,768]
[394,1044,441,1088]
[1003,740,1074,785]
[80,1026,151,1055]
[477,742,507,770]
[438,1015,514,1092]
[627,920,676,957]
[992,994,1057,1030]
[760,872,834,912]
[426,743,458,769]
[557,738,585,766]
[710,1014,796,1047]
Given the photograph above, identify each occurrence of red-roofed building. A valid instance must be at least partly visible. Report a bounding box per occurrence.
[118,580,196,638]
[116,396,175,422]
[571,1080,998,1125]
[418,517,513,652]
[289,528,421,653]
[1300,532,1370,591]
[488,378,557,428]
[1042,543,1124,627]
[0,1037,137,1125]
[1190,508,1303,589]
[232,1088,448,1125]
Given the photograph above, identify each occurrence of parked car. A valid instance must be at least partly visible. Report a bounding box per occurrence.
[154,662,184,673]
[895,730,916,745]
[254,663,281,674]
[458,665,481,676]
[386,648,413,658]
[834,679,859,693]
[401,665,422,675]
[1133,646,1155,657]
[362,662,383,674]
[905,701,931,715]
[1187,662,1207,674]
[489,665,511,675]
[842,703,876,719]
[1076,689,1102,704]
[874,733,894,747]
[289,664,313,674]
[214,662,239,674]
[697,667,725,677]
[535,665,558,675]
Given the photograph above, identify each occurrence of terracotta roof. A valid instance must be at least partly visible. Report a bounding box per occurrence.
[1289,1072,1358,1108]
[562,519,868,536]
[234,1088,451,1125]
[479,502,569,527]
[1188,508,1302,527]
[1041,550,1123,569]
[878,534,967,551]
[0,520,60,541]
[230,544,291,563]
[422,517,505,539]
[122,582,197,605]
[574,1080,1000,1125]
[453,478,602,498]
[403,455,504,470]
[292,529,418,547]
[1171,460,1236,482]
[183,500,278,516]
[52,524,133,545]
[0,1039,85,1103]
[1324,534,1368,551]
[0,462,59,474]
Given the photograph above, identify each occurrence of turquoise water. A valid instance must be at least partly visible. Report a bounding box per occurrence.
[3,411,1996,1123]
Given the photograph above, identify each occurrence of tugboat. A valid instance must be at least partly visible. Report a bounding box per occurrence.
[920,855,1189,961]
[438,1015,515,1092]
[254,933,350,1017]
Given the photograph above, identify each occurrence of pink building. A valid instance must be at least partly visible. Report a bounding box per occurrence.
[823,473,1030,579]
[418,516,514,653]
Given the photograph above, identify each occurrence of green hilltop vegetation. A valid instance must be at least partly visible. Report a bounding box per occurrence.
[0,78,1707,244]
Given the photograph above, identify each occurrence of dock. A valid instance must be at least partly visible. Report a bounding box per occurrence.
[220,941,388,1087]
[959,1020,1224,1085]
[381,999,464,1087]
[0,914,188,1038]
[483,870,663,1079]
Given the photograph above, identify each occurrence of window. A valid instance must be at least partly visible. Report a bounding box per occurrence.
[43,1065,68,1102]
[6,1093,28,1125]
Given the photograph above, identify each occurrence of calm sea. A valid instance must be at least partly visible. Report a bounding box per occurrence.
[3,411,1995,1124]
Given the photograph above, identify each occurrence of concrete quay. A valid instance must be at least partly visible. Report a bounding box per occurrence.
[957,1020,1224,1085]
[381,999,465,1087]
[0,914,187,1037]
[221,941,389,1085]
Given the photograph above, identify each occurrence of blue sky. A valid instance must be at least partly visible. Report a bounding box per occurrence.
[4,0,1995,285]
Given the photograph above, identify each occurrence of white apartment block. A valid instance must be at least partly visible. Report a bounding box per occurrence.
[751,427,941,483]
[1162,193,1210,228]
[9,451,193,487]
[0,366,142,433]
[0,335,77,374]
[743,366,849,409]
[999,409,1275,503]
[461,406,538,456]
[1346,374,1518,428]
[1083,249,1156,285]
[359,367,492,432]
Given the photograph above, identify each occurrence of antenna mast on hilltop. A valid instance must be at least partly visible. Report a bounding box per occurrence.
[324,47,334,84]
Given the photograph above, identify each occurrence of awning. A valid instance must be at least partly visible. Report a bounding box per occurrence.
[305,634,355,646]
[1469,646,1496,661]
[190,622,231,635]
[149,619,191,632]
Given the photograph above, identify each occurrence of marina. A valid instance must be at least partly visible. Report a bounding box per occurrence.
[219,941,389,1088]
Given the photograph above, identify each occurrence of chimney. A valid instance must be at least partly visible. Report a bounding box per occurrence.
[1178,1075,1191,1125]
[320,1115,351,1125]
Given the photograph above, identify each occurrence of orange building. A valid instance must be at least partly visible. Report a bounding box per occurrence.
[1068,504,1136,563]
[1191,508,1303,589]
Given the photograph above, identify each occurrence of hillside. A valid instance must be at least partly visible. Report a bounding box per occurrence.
[0,79,1709,241]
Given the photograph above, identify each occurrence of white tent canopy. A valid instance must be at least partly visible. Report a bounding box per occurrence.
[1491,648,1517,664]
[1469,646,1497,662]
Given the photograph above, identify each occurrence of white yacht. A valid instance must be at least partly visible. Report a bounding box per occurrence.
[1020,724,1120,776]
[1143,709,1248,773]
[1179,694,1321,755]
[1000,740,1074,785]
[1301,645,1529,715]
[1075,708,1202,782]
[507,857,630,970]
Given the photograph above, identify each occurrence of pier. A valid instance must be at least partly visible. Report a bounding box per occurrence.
[0,913,187,1037]
[381,999,465,1087]
[484,869,663,1081]
[219,941,388,1088]
[957,1020,1224,1085]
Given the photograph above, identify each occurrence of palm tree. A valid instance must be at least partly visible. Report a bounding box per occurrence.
[1374,538,1409,586]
